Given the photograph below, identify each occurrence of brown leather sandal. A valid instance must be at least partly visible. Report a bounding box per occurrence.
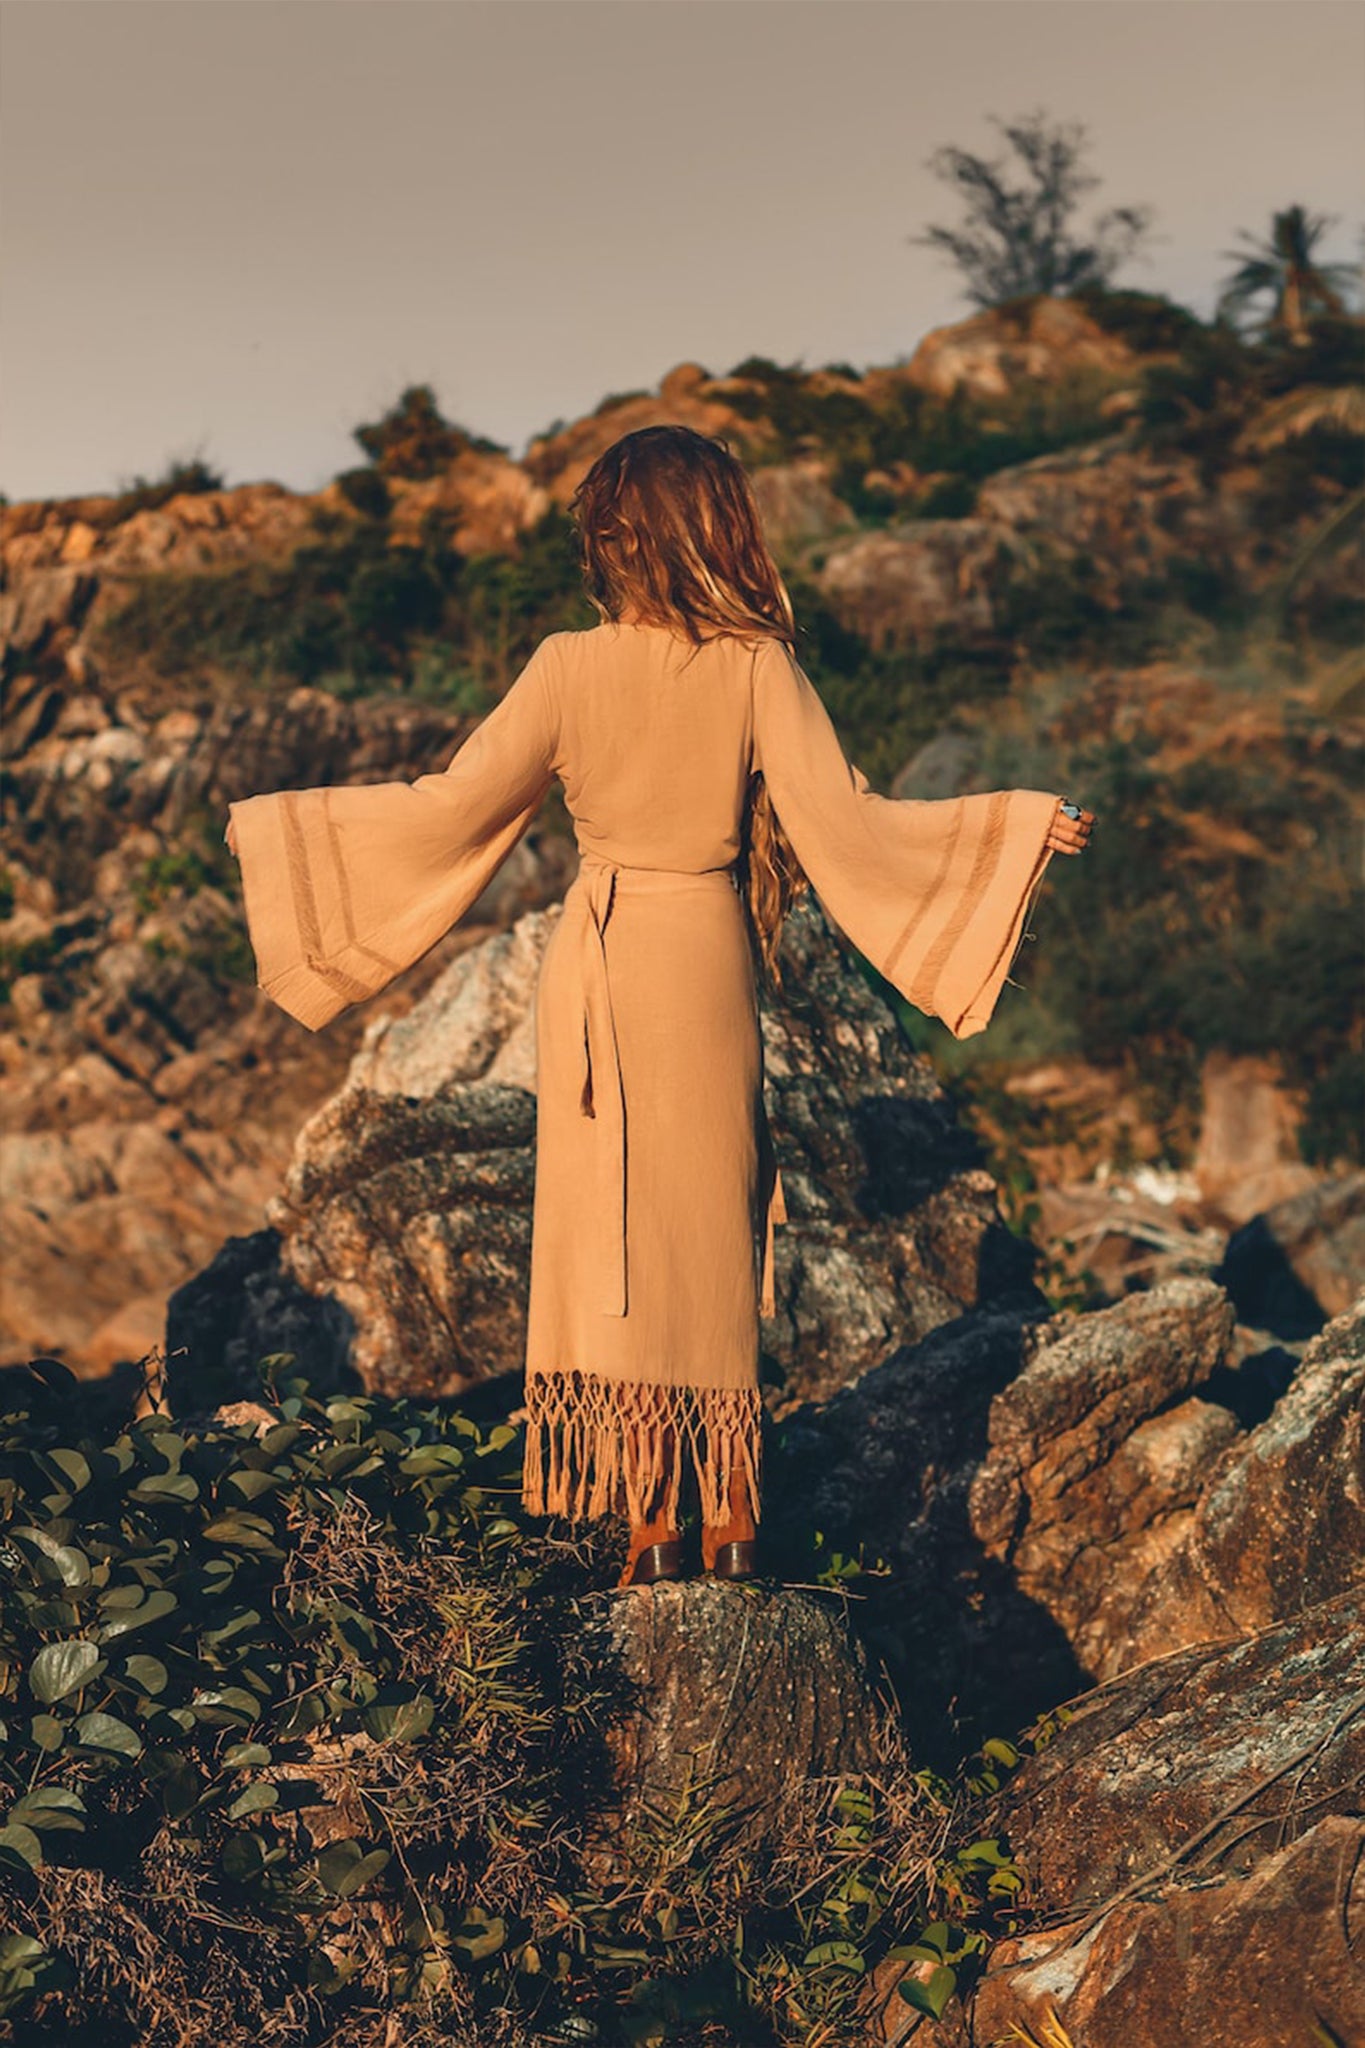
[620,1538,687,1586]
[708,1539,760,1580]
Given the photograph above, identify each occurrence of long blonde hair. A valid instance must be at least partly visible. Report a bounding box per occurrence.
[567,424,809,991]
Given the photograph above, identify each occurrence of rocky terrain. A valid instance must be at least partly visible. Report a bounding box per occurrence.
[5,291,1359,1375]
[2,289,1362,2041]
[543,1531,1364,2048]
[171,887,1363,1666]
[0,680,574,1370]
[155,880,1358,2045]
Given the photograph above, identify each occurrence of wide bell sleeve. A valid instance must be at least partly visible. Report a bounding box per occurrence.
[227,634,562,1031]
[750,635,1064,1040]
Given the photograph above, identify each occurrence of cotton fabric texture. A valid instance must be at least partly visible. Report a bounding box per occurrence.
[228,623,1062,1532]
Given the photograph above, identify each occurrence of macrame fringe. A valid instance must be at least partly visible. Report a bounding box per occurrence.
[521,1366,762,1529]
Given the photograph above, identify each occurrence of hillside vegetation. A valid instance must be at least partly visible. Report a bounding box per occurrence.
[4,288,1361,1177]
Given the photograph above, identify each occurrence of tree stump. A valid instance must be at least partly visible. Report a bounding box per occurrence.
[572,1579,892,1888]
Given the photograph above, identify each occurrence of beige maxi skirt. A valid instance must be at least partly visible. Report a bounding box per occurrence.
[520,854,779,1532]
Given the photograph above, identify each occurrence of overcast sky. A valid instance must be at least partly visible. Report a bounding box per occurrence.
[2,0,1361,505]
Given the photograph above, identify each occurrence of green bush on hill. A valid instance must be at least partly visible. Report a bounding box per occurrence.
[95,506,592,701]
[896,665,1365,1174]
[1134,309,1365,484]
[110,457,227,522]
[1066,283,1205,355]
[722,351,1128,514]
[352,385,509,479]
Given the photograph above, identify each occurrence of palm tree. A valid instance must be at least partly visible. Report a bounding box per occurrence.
[1217,205,1359,344]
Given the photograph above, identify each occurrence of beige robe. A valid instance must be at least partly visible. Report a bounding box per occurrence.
[228,623,1062,1529]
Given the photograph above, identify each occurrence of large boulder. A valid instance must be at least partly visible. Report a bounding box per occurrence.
[888,294,1142,405]
[7,681,480,896]
[758,899,1044,1409]
[812,519,1020,653]
[963,1277,1245,1679]
[769,1278,1235,1757]
[957,1817,1364,2048]
[1119,1290,1365,1652]
[199,892,1043,1408]
[983,1582,1365,1906]
[975,442,1222,588]
[1192,1048,1323,1226]
[254,914,556,1401]
[770,1283,1365,1761]
[946,1584,1365,2048]
[748,457,859,555]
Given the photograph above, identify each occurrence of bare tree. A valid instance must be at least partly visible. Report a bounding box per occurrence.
[908,107,1155,308]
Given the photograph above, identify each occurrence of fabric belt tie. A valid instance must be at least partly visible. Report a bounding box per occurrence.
[575,854,783,1322]
[578,859,629,1315]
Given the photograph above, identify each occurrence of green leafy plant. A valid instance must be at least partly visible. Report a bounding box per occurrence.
[0,1354,1064,2046]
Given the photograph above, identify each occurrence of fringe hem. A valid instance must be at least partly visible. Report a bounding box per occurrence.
[520,1366,763,1529]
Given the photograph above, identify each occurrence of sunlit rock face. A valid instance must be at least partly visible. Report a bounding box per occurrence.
[954,1582,1365,2048]
[175,892,1039,1409]
[0,664,570,1374]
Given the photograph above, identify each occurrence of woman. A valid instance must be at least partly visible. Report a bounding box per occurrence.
[226,424,1094,1591]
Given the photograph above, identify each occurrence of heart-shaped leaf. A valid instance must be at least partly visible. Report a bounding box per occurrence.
[361,1692,434,1743]
[897,1962,957,2018]
[72,1711,143,1761]
[97,1590,178,1641]
[227,1783,279,1821]
[30,1640,102,1704]
[121,1654,169,1696]
[0,1825,43,1873]
[316,1840,391,1897]
[451,1912,507,1961]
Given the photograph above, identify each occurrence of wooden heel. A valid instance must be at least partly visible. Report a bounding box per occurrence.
[620,1538,687,1586]
[708,1539,760,1580]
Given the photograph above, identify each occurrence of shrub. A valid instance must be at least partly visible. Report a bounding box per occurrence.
[0,929,66,1012]
[93,508,589,700]
[351,385,507,481]
[0,1357,1055,2047]
[1247,423,1365,535]
[950,680,1364,1170]
[1067,283,1205,356]
[133,844,229,918]
[333,470,392,522]
[111,457,226,520]
[723,359,1124,497]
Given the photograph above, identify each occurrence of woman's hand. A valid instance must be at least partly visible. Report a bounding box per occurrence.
[224,817,239,859]
[1046,797,1094,855]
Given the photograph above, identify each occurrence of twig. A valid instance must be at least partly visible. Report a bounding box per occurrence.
[1019,1689,1365,1951]
[1192,1768,1365,1874]
[1337,1826,1364,1958]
